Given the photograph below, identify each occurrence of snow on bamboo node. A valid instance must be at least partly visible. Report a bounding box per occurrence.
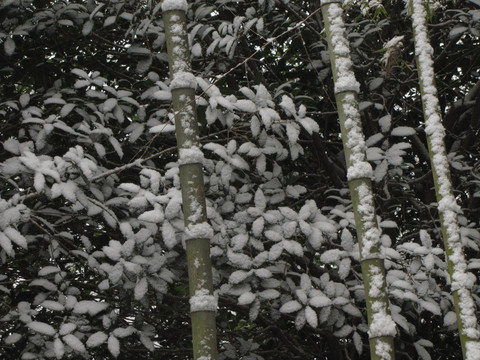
[161,0,187,13]
[171,71,197,90]
[326,3,361,94]
[375,340,393,360]
[342,94,373,181]
[178,146,204,166]
[320,0,342,6]
[189,289,217,313]
[185,222,213,241]
[356,183,381,259]
[368,301,397,338]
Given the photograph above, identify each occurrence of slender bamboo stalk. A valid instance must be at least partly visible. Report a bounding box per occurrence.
[162,1,217,359]
[407,1,480,358]
[321,1,396,359]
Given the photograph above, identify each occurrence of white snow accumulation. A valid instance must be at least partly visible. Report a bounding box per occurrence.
[166,12,189,74]
[189,288,217,313]
[184,222,213,241]
[410,0,480,349]
[381,35,404,67]
[375,340,393,360]
[178,146,204,166]
[360,0,382,15]
[368,265,397,340]
[171,71,197,90]
[324,1,373,181]
[356,184,381,260]
[161,0,188,13]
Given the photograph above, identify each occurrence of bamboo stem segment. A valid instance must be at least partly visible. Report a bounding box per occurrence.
[162,1,218,359]
[321,2,396,359]
[407,1,480,359]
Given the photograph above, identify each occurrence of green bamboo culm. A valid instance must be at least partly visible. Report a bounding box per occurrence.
[162,1,218,359]
[320,1,396,359]
[407,1,480,359]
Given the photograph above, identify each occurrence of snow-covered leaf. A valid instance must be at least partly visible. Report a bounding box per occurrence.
[279,300,302,314]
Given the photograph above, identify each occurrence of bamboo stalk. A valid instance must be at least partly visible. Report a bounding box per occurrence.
[162,1,218,359]
[407,1,480,358]
[321,1,396,359]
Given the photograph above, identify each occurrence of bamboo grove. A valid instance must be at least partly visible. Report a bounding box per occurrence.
[1,0,480,359]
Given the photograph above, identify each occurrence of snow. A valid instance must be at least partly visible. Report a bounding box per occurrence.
[103,240,122,261]
[323,3,360,94]
[466,341,480,360]
[378,115,391,132]
[320,249,342,264]
[238,292,256,305]
[343,100,374,180]
[27,321,56,336]
[375,340,393,360]
[152,90,172,101]
[356,183,382,259]
[62,334,86,353]
[189,288,217,312]
[369,265,384,298]
[258,289,280,300]
[0,232,14,256]
[279,95,296,116]
[38,266,60,276]
[138,205,165,223]
[170,71,197,90]
[29,278,57,291]
[279,300,302,314]
[40,300,65,312]
[368,301,397,338]
[86,332,108,348]
[305,306,318,328]
[5,333,22,344]
[230,233,249,251]
[134,277,148,300]
[108,335,120,358]
[228,249,253,269]
[359,0,383,15]
[299,117,320,134]
[229,270,251,284]
[59,323,76,336]
[235,99,257,113]
[161,0,187,12]
[391,126,416,137]
[381,35,404,66]
[309,295,332,308]
[112,326,136,338]
[72,300,108,316]
[178,146,205,165]
[4,227,27,249]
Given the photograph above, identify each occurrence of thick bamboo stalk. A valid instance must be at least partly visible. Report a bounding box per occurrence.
[162,1,218,359]
[321,1,396,359]
[407,1,480,358]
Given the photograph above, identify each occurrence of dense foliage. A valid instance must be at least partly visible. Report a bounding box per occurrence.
[1,0,480,359]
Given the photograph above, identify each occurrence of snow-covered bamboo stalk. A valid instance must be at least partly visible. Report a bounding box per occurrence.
[407,1,480,358]
[321,1,396,359]
[162,1,217,359]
